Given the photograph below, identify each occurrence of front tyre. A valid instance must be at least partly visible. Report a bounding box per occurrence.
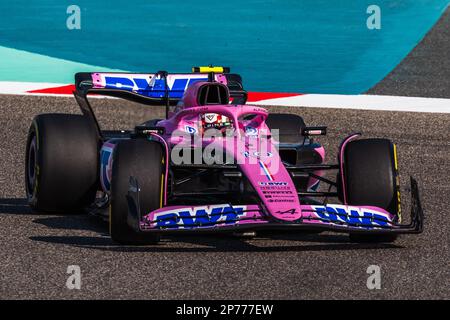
[109,139,164,245]
[343,138,401,243]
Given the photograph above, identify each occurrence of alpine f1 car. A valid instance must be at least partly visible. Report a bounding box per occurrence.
[25,66,423,244]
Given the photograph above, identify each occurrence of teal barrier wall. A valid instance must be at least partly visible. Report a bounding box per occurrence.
[0,0,448,93]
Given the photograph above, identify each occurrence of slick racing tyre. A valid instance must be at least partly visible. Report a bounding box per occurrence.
[25,114,99,212]
[109,139,164,245]
[266,113,306,144]
[342,138,401,243]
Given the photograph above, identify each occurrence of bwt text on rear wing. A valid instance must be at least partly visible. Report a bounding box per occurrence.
[74,70,247,105]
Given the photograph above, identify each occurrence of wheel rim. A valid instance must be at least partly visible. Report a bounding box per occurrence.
[26,136,37,197]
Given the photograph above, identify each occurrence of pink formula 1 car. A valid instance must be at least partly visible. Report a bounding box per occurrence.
[25,66,423,244]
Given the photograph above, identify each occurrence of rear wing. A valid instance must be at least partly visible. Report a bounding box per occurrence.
[75,71,247,105]
[73,67,247,139]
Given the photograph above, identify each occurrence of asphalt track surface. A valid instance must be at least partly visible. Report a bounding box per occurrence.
[0,11,449,300]
[1,96,449,300]
[368,7,449,98]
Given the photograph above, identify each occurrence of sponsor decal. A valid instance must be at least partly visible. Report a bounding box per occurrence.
[275,209,298,215]
[254,151,273,158]
[204,113,218,123]
[102,75,208,98]
[245,126,258,136]
[259,160,274,181]
[184,125,197,134]
[262,190,292,194]
[312,205,392,227]
[242,151,273,158]
[258,181,288,186]
[152,205,247,229]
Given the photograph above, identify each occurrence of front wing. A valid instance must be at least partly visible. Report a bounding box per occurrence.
[126,176,423,235]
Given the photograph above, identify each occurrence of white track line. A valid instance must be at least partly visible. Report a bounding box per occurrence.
[0,81,66,93]
[252,94,450,113]
[0,81,449,113]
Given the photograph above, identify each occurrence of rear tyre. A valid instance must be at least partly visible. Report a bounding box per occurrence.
[109,139,164,245]
[343,138,400,243]
[266,113,305,144]
[25,114,99,212]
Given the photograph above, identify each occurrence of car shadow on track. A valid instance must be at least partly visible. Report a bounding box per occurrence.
[0,198,33,215]
[29,231,403,253]
[32,215,109,235]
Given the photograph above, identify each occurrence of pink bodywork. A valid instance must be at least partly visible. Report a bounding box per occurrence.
[157,81,301,221]
[137,81,396,229]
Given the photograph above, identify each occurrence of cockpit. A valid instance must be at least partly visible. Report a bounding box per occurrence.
[191,83,234,135]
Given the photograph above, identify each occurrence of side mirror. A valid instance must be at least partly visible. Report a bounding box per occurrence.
[302,126,327,136]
